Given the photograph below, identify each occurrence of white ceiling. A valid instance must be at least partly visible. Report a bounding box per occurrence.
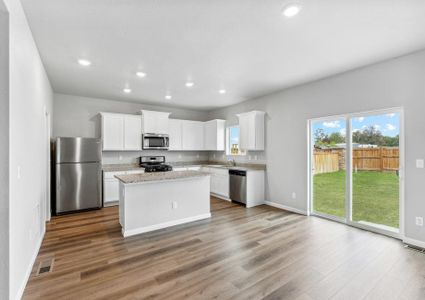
[22,0,425,110]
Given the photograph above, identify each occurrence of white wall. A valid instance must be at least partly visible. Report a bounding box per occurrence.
[208,49,425,243]
[0,2,9,299]
[4,0,53,299]
[53,93,211,164]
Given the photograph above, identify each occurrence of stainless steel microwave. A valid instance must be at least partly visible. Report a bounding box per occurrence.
[142,134,169,150]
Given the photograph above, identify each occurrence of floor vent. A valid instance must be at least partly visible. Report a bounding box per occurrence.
[404,244,425,253]
[36,258,54,276]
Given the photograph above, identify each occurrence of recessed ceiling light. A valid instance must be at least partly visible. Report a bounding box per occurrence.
[282,4,302,18]
[165,95,172,100]
[136,71,146,78]
[219,89,226,94]
[78,59,91,66]
[123,88,132,94]
[185,81,194,88]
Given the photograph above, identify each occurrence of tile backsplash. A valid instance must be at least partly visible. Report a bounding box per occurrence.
[102,150,210,165]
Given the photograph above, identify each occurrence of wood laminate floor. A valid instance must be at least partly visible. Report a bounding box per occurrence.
[23,197,425,300]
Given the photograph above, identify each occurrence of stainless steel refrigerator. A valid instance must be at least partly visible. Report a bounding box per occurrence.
[53,137,102,214]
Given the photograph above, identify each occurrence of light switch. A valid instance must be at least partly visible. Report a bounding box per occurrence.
[416,159,424,169]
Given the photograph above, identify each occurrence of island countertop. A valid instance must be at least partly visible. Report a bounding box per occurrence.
[115,170,210,184]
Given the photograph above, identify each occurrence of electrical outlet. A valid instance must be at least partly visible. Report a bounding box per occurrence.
[178,154,182,159]
[197,154,200,158]
[213,154,216,158]
[291,192,297,199]
[172,201,178,209]
[416,159,424,169]
[254,155,258,161]
[416,217,423,226]
[119,155,123,161]
[248,155,252,161]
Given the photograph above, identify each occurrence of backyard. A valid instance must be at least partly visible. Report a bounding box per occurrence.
[313,170,399,229]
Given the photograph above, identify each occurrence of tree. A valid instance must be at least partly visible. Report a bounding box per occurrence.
[328,132,345,144]
[383,135,399,147]
[352,126,384,146]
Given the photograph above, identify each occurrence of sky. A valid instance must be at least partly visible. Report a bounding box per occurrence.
[229,126,240,145]
[312,112,400,137]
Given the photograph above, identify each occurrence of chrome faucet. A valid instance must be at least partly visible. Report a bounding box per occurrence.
[228,158,236,166]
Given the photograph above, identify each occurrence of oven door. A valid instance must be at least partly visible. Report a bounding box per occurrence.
[142,134,169,150]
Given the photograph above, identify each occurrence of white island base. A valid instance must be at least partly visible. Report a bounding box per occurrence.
[118,173,211,237]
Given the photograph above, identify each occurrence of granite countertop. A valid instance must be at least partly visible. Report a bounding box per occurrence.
[115,170,210,184]
[102,164,144,172]
[103,161,266,173]
[169,161,266,171]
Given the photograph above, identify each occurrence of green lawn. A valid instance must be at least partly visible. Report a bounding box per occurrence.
[313,170,399,229]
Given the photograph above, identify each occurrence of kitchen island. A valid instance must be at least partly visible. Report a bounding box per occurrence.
[116,171,211,237]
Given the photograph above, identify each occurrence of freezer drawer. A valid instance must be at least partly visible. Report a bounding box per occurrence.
[56,162,102,213]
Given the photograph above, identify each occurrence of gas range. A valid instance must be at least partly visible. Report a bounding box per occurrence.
[139,156,173,173]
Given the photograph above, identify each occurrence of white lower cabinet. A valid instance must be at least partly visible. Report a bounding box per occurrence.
[103,170,144,206]
[204,167,229,199]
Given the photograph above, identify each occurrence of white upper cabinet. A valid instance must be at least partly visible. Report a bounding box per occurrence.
[101,113,142,151]
[168,119,183,151]
[124,115,142,150]
[101,113,125,151]
[237,111,265,151]
[141,110,170,134]
[204,119,226,151]
[182,120,204,150]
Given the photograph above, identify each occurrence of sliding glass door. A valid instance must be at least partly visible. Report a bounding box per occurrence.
[311,118,346,220]
[310,109,402,236]
[350,112,400,233]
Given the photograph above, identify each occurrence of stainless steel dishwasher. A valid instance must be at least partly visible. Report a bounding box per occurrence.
[229,169,247,205]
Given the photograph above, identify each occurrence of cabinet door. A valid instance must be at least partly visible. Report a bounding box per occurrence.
[168,119,182,150]
[217,175,229,197]
[102,114,124,150]
[142,112,157,133]
[124,115,142,150]
[104,179,119,203]
[141,110,170,134]
[182,121,204,150]
[204,120,216,150]
[238,115,249,150]
[156,114,170,134]
[210,174,218,194]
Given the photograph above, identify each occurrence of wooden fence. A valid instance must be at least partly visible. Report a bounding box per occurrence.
[314,147,399,174]
[352,147,399,171]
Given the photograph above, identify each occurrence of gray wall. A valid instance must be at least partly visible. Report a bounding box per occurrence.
[53,93,210,138]
[53,93,211,164]
[6,0,54,298]
[0,4,9,299]
[208,49,425,243]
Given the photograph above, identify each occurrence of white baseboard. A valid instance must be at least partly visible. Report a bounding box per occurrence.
[123,213,212,237]
[403,237,425,249]
[15,228,45,300]
[265,201,308,216]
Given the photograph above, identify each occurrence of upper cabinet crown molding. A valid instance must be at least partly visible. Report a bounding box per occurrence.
[140,110,171,134]
[100,112,142,151]
[236,111,265,151]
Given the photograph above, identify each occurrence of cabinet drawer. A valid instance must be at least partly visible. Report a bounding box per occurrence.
[209,167,228,176]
